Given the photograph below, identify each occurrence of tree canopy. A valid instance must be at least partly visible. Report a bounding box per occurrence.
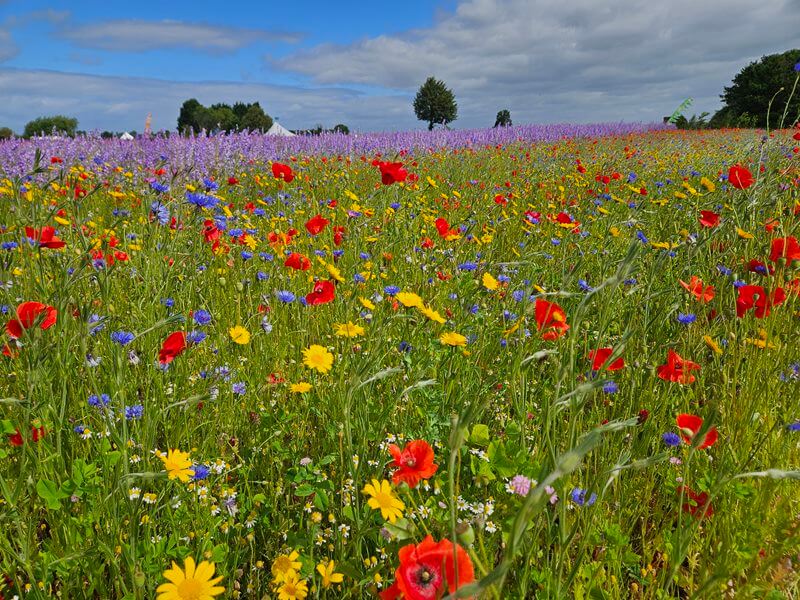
[710,49,800,128]
[413,77,458,130]
[23,115,78,138]
[494,109,512,127]
[177,99,273,134]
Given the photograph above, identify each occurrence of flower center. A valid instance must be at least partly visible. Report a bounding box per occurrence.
[177,578,204,600]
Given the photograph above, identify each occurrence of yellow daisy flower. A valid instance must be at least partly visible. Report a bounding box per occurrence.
[395,291,423,308]
[290,382,312,393]
[303,344,334,374]
[160,449,194,482]
[156,556,224,600]
[316,560,344,589]
[482,272,499,291]
[334,321,365,337]
[229,325,251,345]
[418,304,446,324]
[362,478,404,523]
[276,571,308,600]
[272,550,302,583]
[439,332,467,347]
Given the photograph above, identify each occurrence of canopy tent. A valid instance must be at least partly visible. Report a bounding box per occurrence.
[266,122,295,137]
[120,131,134,140]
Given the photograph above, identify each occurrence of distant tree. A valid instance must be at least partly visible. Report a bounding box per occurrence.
[240,103,273,132]
[100,131,115,139]
[674,112,711,130]
[177,99,203,134]
[494,109,512,127]
[0,127,13,140]
[413,77,458,130]
[332,123,350,134]
[711,49,800,128]
[23,115,78,138]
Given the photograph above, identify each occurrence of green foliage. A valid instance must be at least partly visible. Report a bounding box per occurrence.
[713,48,800,128]
[413,76,458,130]
[674,112,711,130]
[333,123,350,134]
[0,127,13,140]
[176,99,273,134]
[22,115,78,138]
[494,109,512,127]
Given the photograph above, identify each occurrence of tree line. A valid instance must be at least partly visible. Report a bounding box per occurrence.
[1,49,798,140]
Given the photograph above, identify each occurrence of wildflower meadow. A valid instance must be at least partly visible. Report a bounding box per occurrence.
[1,121,800,599]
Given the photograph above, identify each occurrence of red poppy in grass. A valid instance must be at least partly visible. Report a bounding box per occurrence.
[158,331,187,365]
[769,236,800,263]
[494,194,508,206]
[657,349,700,384]
[678,486,714,518]
[333,225,345,246]
[389,440,438,488]
[50,156,63,164]
[587,347,625,371]
[6,302,57,339]
[728,164,754,189]
[676,413,718,449]
[378,161,408,185]
[736,285,786,318]
[380,535,475,600]
[25,226,66,249]
[8,429,23,446]
[679,276,715,303]
[434,218,459,239]
[272,162,295,182]
[227,176,239,185]
[421,237,434,249]
[534,298,570,340]
[284,252,311,271]
[698,210,720,228]
[305,280,335,305]
[202,219,220,244]
[305,214,330,236]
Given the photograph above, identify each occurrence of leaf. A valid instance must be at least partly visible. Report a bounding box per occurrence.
[469,424,490,447]
[295,484,316,497]
[37,479,68,510]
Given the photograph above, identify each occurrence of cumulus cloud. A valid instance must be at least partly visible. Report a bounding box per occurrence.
[0,29,17,62]
[0,68,411,133]
[275,0,800,124]
[57,19,302,54]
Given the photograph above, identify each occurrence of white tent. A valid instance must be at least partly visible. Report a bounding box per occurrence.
[266,122,295,137]
[120,131,134,140]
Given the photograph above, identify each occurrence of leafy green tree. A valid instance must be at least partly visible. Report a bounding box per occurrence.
[413,77,458,130]
[674,112,710,130]
[0,127,13,140]
[177,99,203,134]
[240,103,273,132]
[711,49,800,128]
[494,109,512,127]
[23,115,78,138]
[332,123,350,134]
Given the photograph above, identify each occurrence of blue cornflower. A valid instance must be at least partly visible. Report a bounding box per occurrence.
[241,250,253,261]
[111,331,135,346]
[359,252,371,260]
[398,341,412,353]
[677,313,697,325]
[636,231,649,244]
[384,286,400,296]
[186,192,218,209]
[232,382,246,395]
[550,238,561,246]
[458,262,478,271]
[151,182,169,194]
[578,279,593,292]
[228,228,244,238]
[124,405,144,420]
[187,330,206,344]
[257,271,268,281]
[662,432,681,447]
[570,488,597,506]
[88,314,105,335]
[161,298,174,308]
[192,464,210,480]
[2,241,18,250]
[88,393,111,408]
[512,290,525,302]
[788,422,800,431]
[203,177,219,191]
[193,310,212,325]
[276,290,295,303]
[733,280,746,288]
[150,201,169,226]
[353,273,366,283]
[602,380,618,394]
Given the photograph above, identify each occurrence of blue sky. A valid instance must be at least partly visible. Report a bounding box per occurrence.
[0,0,798,132]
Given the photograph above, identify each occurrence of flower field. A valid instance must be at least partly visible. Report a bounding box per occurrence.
[1,124,800,599]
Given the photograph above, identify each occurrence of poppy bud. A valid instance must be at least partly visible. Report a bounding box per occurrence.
[637,409,649,424]
[218,277,226,286]
[456,521,475,546]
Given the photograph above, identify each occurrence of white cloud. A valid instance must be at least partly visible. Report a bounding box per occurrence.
[0,68,411,133]
[275,0,800,125]
[0,29,17,62]
[57,19,302,54]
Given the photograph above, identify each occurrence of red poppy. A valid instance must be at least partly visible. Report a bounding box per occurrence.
[333,225,345,246]
[698,210,720,228]
[305,280,335,305]
[388,440,438,488]
[587,347,624,371]
[434,218,459,239]
[534,298,570,340]
[158,331,187,365]
[676,413,718,449]
[378,161,408,185]
[305,214,330,236]
[284,252,311,271]
[380,536,475,600]
[678,485,714,518]
[657,349,700,384]
[679,276,715,303]
[736,285,786,318]
[227,176,239,186]
[728,164,754,189]
[25,226,66,249]
[202,219,220,244]
[6,302,58,339]
[769,236,800,263]
[8,429,23,447]
[272,162,295,183]
[8,426,46,447]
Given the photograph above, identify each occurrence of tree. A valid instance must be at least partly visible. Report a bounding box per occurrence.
[413,77,458,130]
[0,127,13,140]
[240,103,273,132]
[494,109,512,127]
[332,123,350,134]
[23,115,78,138]
[674,112,710,130]
[711,49,800,128]
[177,99,203,134]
